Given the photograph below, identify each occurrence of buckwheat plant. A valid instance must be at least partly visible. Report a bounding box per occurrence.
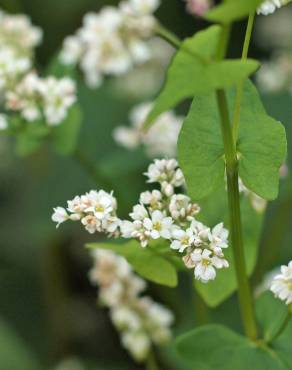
[49,0,292,368]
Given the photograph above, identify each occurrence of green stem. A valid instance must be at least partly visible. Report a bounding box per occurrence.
[216,90,258,340]
[155,23,208,64]
[146,349,160,370]
[266,311,291,344]
[232,12,255,143]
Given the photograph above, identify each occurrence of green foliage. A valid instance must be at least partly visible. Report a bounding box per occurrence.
[51,104,82,155]
[0,317,40,370]
[256,291,290,343]
[175,324,290,370]
[86,240,178,287]
[195,186,263,307]
[205,0,263,23]
[12,118,50,156]
[178,80,286,201]
[145,26,259,127]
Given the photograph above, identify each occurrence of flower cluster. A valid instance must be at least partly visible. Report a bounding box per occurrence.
[6,72,76,125]
[52,190,120,235]
[89,249,174,362]
[52,159,230,283]
[270,260,292,305]
[0,9,42,58]
[59,0,160,87]
[183,0,213,17]
[113,102,183,157]
[0,9,76,128]
[257,0,287,15]
[0,9,42,96]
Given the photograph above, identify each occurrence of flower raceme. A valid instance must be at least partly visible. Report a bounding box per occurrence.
[270,260,292,305]
[89,249,174,362]
[59,0,160,87]
[52,159,230,283]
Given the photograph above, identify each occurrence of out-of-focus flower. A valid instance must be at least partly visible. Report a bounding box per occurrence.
[0,48,30,95]
[183,0,213,17]
[112,38,174,99]
[5,72,76,125]
[89,249,174,362]
[237,178,267,214]
[256,52,292,95]
[0,9,42,57]
[113,102,183,157]
[60,0,160,88]
[53,357,85,370]
[257,0,287,15]
[270,261,292,304]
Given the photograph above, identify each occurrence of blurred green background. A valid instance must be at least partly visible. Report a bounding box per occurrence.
[0,0,291,369]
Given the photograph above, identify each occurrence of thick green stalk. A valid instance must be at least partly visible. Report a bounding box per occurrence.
[216,89,258,340]
[232,12,255,142]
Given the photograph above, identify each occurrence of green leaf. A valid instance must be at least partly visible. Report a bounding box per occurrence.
[146,26,259,126]
[14,119,50,157]
[256,291,289,342]
[0,317,40,370]
[175,324,287,370]
[205,0,263,23]
[51,105,82,155]
[237,82,287,200]
[178,80,286,201]
[86,240,178,287]
[194,186,263,307]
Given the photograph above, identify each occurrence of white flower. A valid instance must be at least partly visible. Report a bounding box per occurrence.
[169,194,200,221]
[40,76,76,125]
[143,210,173,239]
[51,207,69,227]
[270,261,292,304]
[191,249,228,283]
[0,10,42,57]
[0,114,8,130]
[144,158,185,193]
[89,249,173,362]
[113,126,141,149]
[52,189,120,236]
[171,228,194,252]
[257,0,286,15]
[130,204,149,221]
[139,190,162,210]
[238,178,267,213]
[0,48,30,94]
[190,220,211,247]
[5,72,76,126]
[59,36,82,65]
[122,0,160,16]
[121,331,151,362]
[209,222,229,253]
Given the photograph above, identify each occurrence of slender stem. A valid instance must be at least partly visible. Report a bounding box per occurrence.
[146,349,160,370]
[216,90,258,340]
[216,23,231,60]
[155,23,208,64]
[267,311,291,344]
[232,12,255,143]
